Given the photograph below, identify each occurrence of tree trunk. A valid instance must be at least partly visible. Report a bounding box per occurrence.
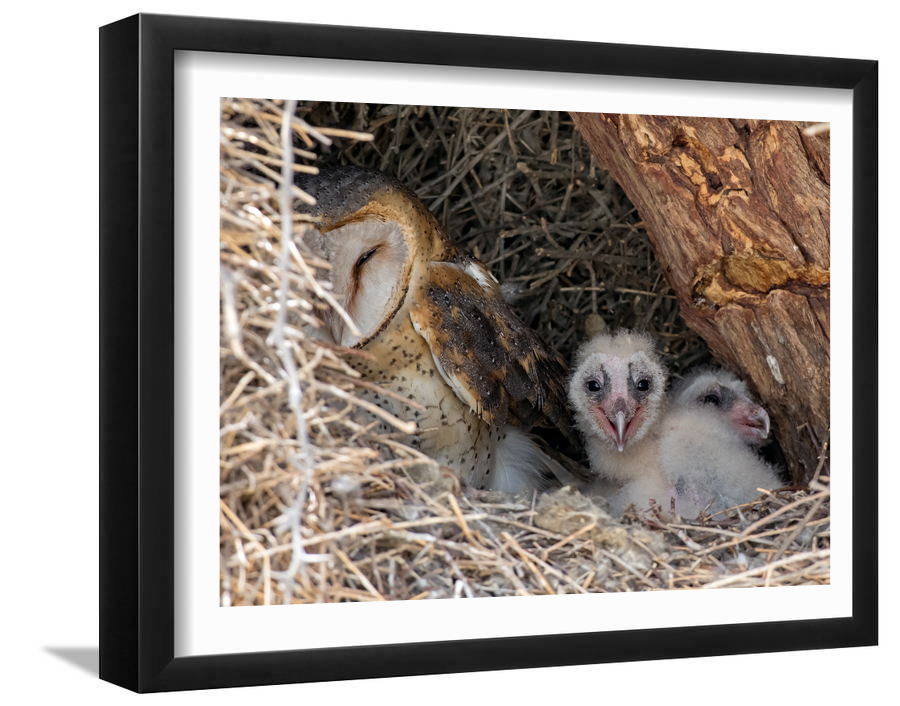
[571,113,830,483]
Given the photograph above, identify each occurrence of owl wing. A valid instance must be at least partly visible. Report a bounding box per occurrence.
[409,260,581,450]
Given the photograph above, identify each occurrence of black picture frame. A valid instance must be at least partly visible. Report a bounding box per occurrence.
[99,13,878,693]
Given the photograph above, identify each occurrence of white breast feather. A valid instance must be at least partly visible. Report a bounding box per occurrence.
[464,261,498,290]
[491,427,546,493]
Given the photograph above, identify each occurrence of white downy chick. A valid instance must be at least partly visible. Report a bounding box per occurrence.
[672,367,770,448]
[568,330,671,508]
[655,403,782,517]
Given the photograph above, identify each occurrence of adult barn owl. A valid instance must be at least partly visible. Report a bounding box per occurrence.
[296,166,581,493]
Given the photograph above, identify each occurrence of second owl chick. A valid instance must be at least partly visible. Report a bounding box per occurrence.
[655,403,782,517]
[672,368,770,448]
[657,367,781,516]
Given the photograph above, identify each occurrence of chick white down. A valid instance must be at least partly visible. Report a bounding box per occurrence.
[570,331,782,518]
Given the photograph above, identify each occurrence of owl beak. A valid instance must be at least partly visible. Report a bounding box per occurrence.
[755,408,770,438]
[735,402,770,442]
[592,397,636,452]
[746,406,770,440]
[614,411,627,452]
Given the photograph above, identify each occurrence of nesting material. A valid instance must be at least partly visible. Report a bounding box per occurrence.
[219,98,830,606]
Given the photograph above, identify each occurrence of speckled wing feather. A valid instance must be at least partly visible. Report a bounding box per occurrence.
[410,261,579,448]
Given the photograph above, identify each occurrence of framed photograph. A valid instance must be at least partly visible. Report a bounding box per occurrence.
[99,13,877,693]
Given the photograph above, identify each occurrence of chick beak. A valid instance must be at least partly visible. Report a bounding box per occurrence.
[614,411,627,452]
[751,408,770,439]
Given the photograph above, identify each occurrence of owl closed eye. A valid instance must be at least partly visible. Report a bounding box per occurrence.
[320,219,409,347]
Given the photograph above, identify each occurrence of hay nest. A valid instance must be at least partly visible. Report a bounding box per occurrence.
[219,98,830,605]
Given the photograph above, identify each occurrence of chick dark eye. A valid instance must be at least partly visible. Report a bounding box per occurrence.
[703,393,721,406]
[586,380,601,392]
[636,379,650,392]
[356,248,378,270]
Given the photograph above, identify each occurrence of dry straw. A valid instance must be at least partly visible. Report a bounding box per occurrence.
[219,98,830,606]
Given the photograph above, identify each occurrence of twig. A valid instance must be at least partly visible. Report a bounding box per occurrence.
[334,547,385,600]
[701,550,830,589]
[540,521,597,560]
[502,532,556,595]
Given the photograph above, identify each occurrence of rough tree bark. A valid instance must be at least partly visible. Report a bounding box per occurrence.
[571,114,830,483]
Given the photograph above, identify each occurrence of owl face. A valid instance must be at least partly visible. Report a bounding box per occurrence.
[674,370,770,446]
[319,219,411,347]
[569,331,667,452]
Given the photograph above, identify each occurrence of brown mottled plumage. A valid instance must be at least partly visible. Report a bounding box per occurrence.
[297,166,582,492]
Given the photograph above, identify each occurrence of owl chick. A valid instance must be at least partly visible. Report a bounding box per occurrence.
[570,333,782,518]
[655,405,782,517]
[672,367,770,447]
[296,166,583,493]
[657,368,781,516]
[568,329,669,491]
